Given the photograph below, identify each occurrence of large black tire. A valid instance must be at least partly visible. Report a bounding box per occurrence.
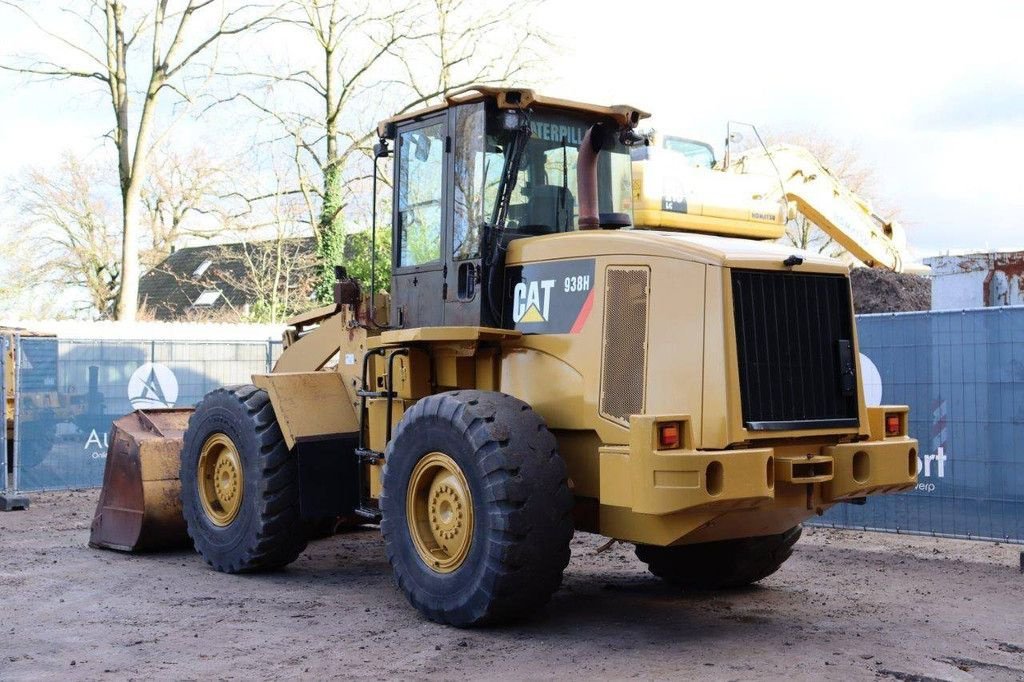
[180,385,307,573]
[635,525,802,590]
[380,390,573,627]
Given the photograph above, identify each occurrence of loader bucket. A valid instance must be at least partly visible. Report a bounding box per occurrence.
[89,408,193,552]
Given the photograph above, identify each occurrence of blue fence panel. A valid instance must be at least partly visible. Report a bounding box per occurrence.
[9,311,1024,544]
[13,338,276,493]
[814,307,1024,543]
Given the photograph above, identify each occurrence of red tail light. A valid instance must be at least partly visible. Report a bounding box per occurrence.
[658,421,682,449]
[885,413,901,436]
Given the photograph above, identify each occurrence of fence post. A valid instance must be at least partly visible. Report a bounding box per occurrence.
[266,340,274,373]
[1,333,29,511]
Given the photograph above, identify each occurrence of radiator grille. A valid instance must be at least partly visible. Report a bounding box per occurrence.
[731,269,858,430]
[600,267,650,423]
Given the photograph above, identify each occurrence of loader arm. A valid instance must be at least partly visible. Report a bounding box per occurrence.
[725,144,917,273]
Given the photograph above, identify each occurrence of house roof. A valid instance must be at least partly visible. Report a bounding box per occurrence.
[139,237,318,320]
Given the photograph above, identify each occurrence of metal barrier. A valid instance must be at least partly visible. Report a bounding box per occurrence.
[812,307,1024,543]
[2,311,1023,545]
[9,338,281,493]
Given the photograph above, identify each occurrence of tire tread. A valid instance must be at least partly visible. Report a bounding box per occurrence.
[181,385,307,573]
[380,390,573,626]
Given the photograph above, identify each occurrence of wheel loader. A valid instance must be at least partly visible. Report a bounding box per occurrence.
[90,86,919,626]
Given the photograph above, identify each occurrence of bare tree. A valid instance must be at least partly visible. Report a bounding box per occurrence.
[0,232,58,318]
[766,130,898,259]
[2,145,227,319]
[401,0,550,108]
[142,157,319,323]
[7,153,121,316]
[213,235,318,323]
[214,175,319,323]
[0,0,277,320]
[140,146,225,268]
[223,0,551,301]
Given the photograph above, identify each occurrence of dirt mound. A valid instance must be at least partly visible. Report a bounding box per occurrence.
[850,268,931,314]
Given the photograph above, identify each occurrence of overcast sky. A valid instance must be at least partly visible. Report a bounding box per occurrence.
[1,0,1021,260]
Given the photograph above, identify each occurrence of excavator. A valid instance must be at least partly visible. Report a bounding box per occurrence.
[89,86,920,626]
[631,129,920,272]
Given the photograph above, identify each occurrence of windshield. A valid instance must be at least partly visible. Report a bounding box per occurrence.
[663,136,716,169]
[452,105,633,260]
[631,135,717,169]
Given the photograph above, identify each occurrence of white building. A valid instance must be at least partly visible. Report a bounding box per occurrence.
[924,251,1024,310]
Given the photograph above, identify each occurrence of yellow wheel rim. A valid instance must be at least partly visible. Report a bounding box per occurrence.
[197,433,243,527]
[406,452,474,573]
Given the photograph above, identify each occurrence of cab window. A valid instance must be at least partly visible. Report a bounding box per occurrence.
[397,122,445,267]
[452,105,501,261]
[663,136,716,169]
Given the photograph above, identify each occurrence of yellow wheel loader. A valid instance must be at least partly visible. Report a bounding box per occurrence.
[90,86,919,626]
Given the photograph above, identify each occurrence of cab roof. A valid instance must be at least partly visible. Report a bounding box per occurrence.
[376,85,650,138]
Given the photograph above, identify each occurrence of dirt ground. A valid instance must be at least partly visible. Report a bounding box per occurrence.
[2,490,1022,681]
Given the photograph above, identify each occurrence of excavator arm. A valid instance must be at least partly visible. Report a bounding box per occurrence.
[632,136,923,273]
[725,144,914,272]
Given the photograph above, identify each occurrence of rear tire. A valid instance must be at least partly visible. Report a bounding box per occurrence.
[380,390,573,626]
[180,385,307,573]
[635,525,802,590]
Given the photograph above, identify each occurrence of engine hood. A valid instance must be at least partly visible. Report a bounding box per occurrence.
[506,229,850,275]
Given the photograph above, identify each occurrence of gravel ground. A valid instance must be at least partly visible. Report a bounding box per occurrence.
[1,489,1022,681]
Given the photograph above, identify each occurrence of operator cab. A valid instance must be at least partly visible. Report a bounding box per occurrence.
[374,87,647,329]
[631,134,717,169]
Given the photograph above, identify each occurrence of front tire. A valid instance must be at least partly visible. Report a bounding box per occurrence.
[180,385,307,573]
[635,525,802,590]
[380,390,573,626]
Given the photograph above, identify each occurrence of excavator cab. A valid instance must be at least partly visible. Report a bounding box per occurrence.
[631,135,716,169]
[378,89,642,329]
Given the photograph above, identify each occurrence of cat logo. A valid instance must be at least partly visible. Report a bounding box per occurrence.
[512,279,556,323]
[505,258,595,334]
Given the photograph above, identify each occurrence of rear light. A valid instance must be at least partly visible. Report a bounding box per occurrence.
[885,413,902,437]
[657,421,682,449]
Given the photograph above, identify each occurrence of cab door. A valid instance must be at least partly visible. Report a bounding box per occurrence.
[443,103,490,327]
[391,114,449,329]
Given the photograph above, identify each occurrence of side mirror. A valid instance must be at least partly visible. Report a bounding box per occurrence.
[373,139,390,158]
[619,129,649,147]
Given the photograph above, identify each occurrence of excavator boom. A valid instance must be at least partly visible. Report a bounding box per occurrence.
[726,143,913,272]
[632,135,924,273]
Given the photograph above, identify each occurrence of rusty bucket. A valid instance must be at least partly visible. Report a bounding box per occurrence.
[89,409,193,552]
